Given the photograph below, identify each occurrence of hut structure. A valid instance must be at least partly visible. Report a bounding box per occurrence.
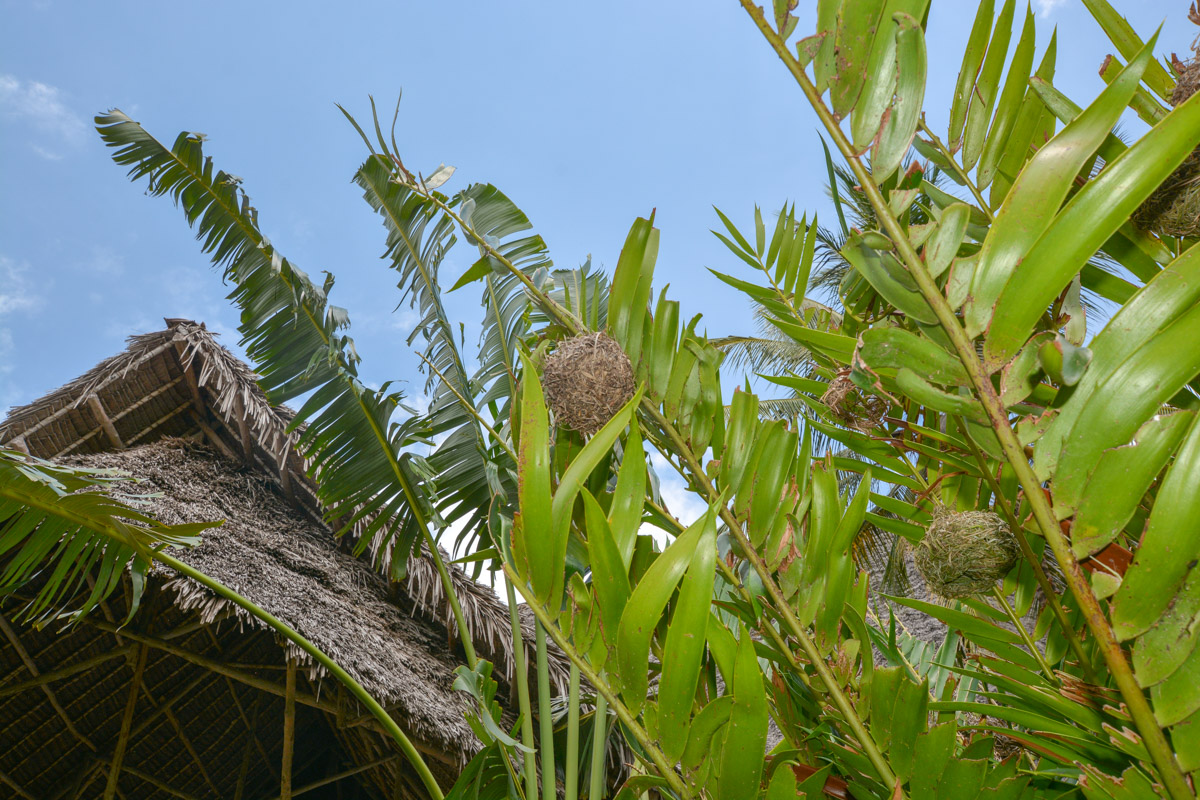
[0,319,568,800]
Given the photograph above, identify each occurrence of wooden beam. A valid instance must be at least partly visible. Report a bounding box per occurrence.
[138,682,221,796]
[117,765,203,800]
[226,677,280,783]
[191,412,242,463]
[282,659,296,800]
[261,755,398,800]
[233,694,261,800]
[43,634,258,799]
[199,616,281,784]
[278,448,296,501]
[0,768,35,800]
[109,374,186,422]
[50,428,101,459]
[104,643,149,799]
[175,341,207,417]
[6,436,29,455]
[0,643,134,699]
[80,618,458,766]
[81,620,330,709]
[12,339,174,444]
[0,613,98,751]
[51,760,101,800]
[119,403,191,449]
[86,393,125,450]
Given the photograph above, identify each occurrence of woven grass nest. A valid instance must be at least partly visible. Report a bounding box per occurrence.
[821,373,887,432]
[541,332,635,436]
[1132,15,1200,238]
[914,509,1019,598]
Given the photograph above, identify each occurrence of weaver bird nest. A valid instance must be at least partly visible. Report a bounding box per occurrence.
[541,332,635,436]
[1132,12,1200,238]
[914,509,1019,598]
[821,373,887,432]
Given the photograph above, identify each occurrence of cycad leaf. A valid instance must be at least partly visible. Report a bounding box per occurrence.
[964,34,1157,341]
[983,82,1200,369]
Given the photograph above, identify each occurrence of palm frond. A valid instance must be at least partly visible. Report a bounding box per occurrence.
[0,449,210,624]
[353,152,506,566]
[711,336,815,378]
[754,396,814,421]
[96,110,435,576]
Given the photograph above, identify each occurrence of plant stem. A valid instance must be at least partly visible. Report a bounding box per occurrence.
[507,581,539,800]
[738,5,1194,795]
[991,587,1057,684]
[416,352,519,463]
[640,401,900,790]
[505,565,695,800]
[915,120,995,222]
[589,693,608,799]
[958,421,1096,679]
[419,145,895,792]
[566,663,581,800]
[158,551,445,799]
[535,622,557,800]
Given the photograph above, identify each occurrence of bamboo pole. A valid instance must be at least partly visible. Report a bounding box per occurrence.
[118,765,202,800]
[104,643,149,800]
[0,644,134,699]
[262,755,397,800]
[282,659,296,800]
[86,393,125,449]
[0,613,98,752]
[233,696,260,800]
[0,769,35,800]
[138,681,221,796]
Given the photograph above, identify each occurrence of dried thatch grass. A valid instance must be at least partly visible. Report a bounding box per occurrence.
[0,317,608,798]
[542,332,635,436]
[67,438,483,757]
[913,509,1019,598]
[0,319,570,701]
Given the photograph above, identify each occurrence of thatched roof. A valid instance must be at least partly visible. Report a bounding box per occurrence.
[0,319,570,799]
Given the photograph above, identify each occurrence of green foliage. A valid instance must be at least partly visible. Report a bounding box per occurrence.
[0,449,209,624]
[45,1,1200,797]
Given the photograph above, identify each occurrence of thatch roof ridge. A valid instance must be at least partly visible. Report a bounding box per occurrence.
[0,319,569,697]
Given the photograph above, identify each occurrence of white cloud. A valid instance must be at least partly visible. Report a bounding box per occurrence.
[88,245,125,277]
[0,257,40,317]
[0,257,43,414]
[391,307,422,334]
[1032,0,1067,17]
[0,74,87,159]
[648,452,708,527]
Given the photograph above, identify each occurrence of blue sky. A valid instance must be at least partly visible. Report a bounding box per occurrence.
[1,0,1190,524]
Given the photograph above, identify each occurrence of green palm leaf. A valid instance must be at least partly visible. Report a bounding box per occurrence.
[0,448,209,624]
[95,109,436,578]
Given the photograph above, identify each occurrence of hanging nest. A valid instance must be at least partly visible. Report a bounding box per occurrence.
[541,332,635,436]
[821,372,887,432]
[913,509,1019,598]
[1132,9,1200,238]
